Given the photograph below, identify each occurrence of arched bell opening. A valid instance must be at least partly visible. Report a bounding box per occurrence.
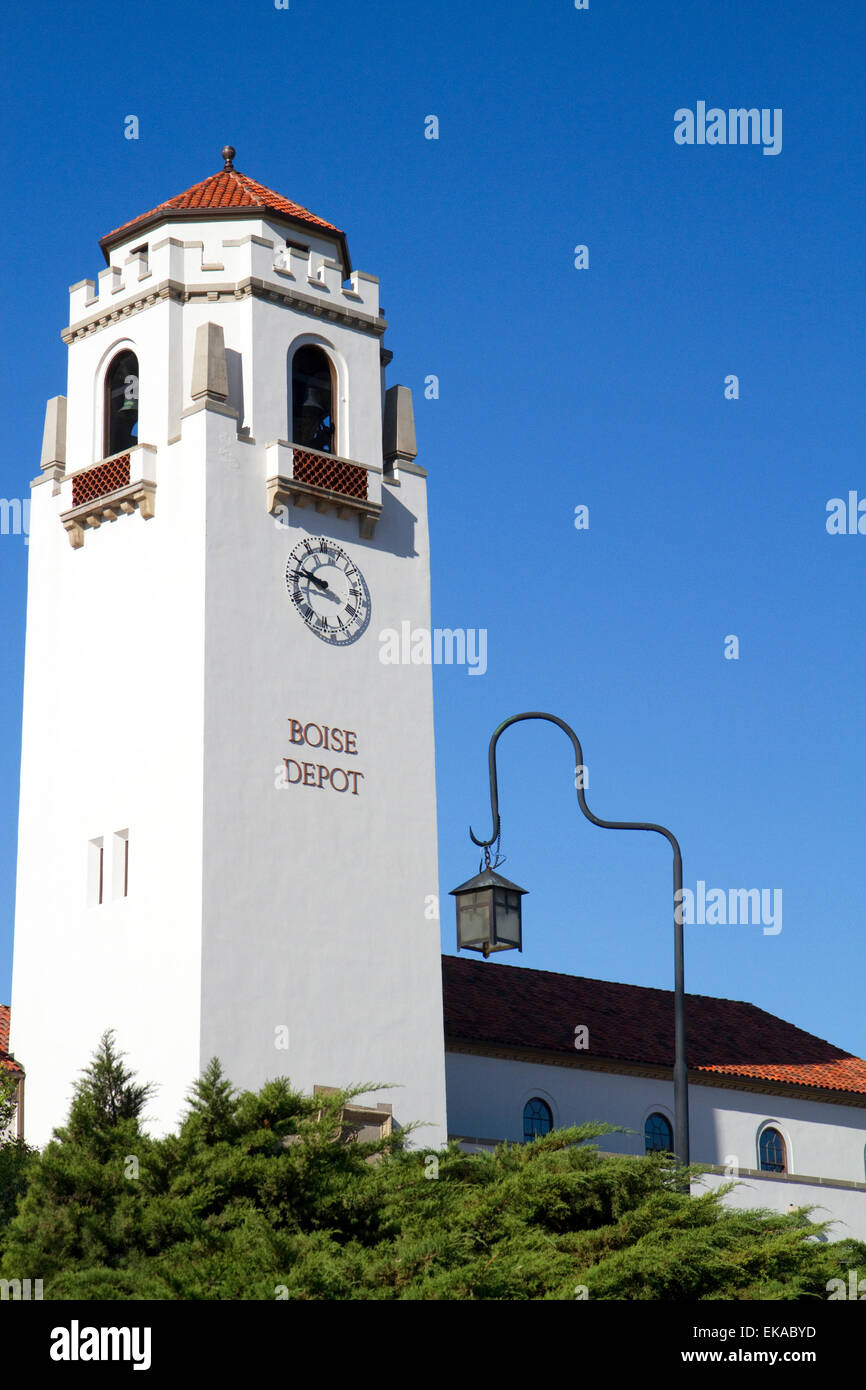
[291,345,335,455]
[104,350,139,457]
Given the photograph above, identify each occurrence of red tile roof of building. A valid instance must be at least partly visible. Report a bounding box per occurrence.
[0,1004,22,1077]
[99,147,349,269]
[442,956,866,1099]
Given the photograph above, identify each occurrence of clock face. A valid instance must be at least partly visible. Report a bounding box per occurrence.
[285,536,370,645]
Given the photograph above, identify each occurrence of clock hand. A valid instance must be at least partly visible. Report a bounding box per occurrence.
[288,569,329,591]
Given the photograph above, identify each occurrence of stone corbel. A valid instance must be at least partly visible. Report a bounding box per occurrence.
[266,475,381,538]
[60,479,156,548]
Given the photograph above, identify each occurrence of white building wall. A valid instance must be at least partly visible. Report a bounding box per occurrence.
[11,401,207,1144]
[185,233,446,1141]
[445,1050,866,1239]
[12,205,447,1147]
[696,1170,866,1244]
[199,427,446,1138]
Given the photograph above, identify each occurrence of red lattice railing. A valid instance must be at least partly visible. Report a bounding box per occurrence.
[73,453,131,508]
[292,449,367,501]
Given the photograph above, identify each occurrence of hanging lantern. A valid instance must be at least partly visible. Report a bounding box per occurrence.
[450,866,526,957]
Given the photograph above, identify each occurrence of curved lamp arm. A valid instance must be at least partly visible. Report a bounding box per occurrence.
[470,711,682,875]
[468,710,689,1166]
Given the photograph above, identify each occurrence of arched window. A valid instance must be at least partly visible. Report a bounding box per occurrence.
[291,345,335,454]
[644,1112,674,1155]
[759,1127,787,1173]
[104,350,139,457]
[523,1098,553,1141]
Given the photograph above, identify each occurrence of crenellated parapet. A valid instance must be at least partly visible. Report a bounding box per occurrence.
[64,227,382,343]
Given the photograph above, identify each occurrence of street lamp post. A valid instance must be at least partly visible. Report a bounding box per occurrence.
[463,711,690,1167]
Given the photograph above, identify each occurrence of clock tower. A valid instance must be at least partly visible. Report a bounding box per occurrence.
[11,147,447,1147]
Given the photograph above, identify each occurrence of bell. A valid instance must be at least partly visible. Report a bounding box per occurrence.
[301,386,325,418]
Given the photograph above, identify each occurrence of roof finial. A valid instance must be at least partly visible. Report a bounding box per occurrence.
[221,145,236,171]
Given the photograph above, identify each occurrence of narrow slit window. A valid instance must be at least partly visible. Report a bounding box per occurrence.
[88,838,104,907]
[113,830,129,900]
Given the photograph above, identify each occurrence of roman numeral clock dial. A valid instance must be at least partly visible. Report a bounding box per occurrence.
[285,537,371,645]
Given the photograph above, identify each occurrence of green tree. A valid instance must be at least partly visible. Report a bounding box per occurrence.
[65,1029,154,1145]
[4,1039,865,1300]
[0,1069,18,1138]
[1,1031,155,1280]
[0,1070,34,1247]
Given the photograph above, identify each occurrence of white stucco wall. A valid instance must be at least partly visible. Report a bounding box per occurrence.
[11,209,447,1147]
[445,1050,866,1239]
[198,398,447,1143]
[11,392,206,1143]
[695,1170,866,1244]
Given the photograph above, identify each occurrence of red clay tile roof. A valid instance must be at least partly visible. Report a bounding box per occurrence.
[99,160,348,267]
[442,956,866,1099]
[0,1004,22,1077]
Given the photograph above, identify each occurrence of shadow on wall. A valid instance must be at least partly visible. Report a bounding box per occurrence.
[226,349,245,432]
[372,485,418,560]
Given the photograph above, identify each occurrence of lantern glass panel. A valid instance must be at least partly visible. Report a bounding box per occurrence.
[457,890,493,951]
[493,887,522,948]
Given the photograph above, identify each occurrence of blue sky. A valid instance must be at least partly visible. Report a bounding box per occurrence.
[1,0,864,1060]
